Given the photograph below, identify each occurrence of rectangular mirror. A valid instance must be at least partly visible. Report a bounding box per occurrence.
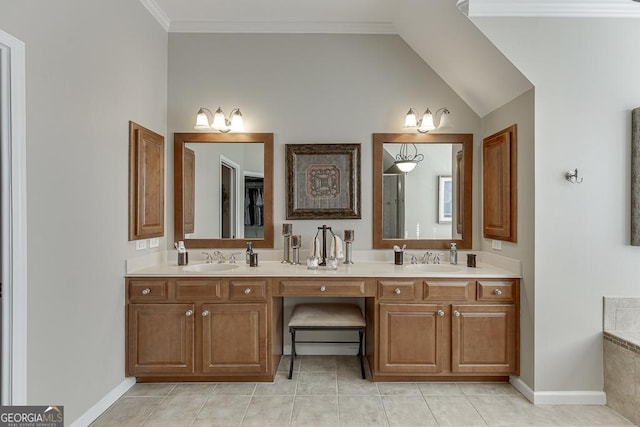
[373,133,473,249]
[174,133,274,248]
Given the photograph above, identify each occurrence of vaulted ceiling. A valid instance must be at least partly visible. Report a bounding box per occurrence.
[140,0,539,116]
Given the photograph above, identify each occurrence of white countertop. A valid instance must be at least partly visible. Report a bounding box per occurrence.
[126,259,520,279]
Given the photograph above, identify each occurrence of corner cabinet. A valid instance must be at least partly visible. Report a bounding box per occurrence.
[126,277,280,381]
[371,278,519,380]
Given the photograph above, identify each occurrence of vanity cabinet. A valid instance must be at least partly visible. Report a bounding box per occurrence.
[372,278,519,380]
[126,277,277,381]
[126,273,518,383]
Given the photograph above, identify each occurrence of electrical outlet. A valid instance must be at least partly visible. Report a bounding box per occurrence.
[135,239,148,251]
[491,240,502,251]
[149,238,160,248]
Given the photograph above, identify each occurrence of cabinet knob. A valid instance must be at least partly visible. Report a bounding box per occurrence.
[244,288,252,295]
[201,310,209,317]
[453,310,460,317]
[437,309,445,317]
[494,289,503,296]
[394,288,402,295]
[185,310,194,317]
[320,285,326,292]
[142,288,151,295]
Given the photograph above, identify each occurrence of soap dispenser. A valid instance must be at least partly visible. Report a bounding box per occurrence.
[449,242,458,265]
[246,241,253,264]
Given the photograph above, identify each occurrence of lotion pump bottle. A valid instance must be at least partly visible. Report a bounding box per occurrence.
[449,242,458,265]
[246,241,253,264]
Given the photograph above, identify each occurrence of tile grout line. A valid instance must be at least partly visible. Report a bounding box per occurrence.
[464,391,490,427]
[137,384,177,427]
[188,386,215,427]
[288,374,299,427]
[417,385,442,426]
[237,384,257,427]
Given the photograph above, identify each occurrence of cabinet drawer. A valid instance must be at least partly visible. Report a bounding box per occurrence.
[423,280,475,301]
[230,280,267,301]
[279,280,366,296]
[477,280,516,302]
[129,279,168,301]
[176,279,224,300]
[378,281,417,301]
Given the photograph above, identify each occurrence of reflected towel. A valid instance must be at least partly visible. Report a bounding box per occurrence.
[310,236,322,258]
[330,235,344,259]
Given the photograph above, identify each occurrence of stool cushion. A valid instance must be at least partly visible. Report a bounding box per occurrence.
[289,303,365,328]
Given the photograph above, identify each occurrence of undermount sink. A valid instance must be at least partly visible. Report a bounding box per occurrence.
[182,263,241,273]
[403,263,461,273]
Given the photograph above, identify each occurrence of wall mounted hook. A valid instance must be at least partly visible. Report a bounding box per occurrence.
[566,168,584,184]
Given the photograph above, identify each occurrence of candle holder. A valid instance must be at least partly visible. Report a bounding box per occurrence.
[344,229,354,264]
[290,234,302,265]
[282,223,293,264]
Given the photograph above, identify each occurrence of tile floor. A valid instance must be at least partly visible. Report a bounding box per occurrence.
[91,356,633,427]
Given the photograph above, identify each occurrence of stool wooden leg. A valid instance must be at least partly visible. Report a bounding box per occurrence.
[288,328,296,379]
[358,329,365,379]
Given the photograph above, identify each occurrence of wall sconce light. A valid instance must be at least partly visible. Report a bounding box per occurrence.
[194,107,245,132]
[404,107,452,133]
[394,143,424,173]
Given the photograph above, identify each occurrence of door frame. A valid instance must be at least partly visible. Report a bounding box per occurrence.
[0,28,28,405]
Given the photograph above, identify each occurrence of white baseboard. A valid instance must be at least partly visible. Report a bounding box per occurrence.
[510,376,606,405]
[69,377,136,427]
[283,343,360,356]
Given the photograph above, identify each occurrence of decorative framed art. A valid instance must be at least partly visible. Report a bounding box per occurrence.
[286,143,361,219]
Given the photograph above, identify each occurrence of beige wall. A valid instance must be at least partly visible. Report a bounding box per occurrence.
[167,33,483,252]
[0,0,167,422]
[481,89,535,388]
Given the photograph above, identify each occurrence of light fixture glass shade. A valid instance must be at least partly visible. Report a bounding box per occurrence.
[404,108,418,128]
[229,109,245,132]
[395,160,417,173]
[418,109,435,132]
[437,109,452,129]
[194,108,211,130]
[211,107,228,131]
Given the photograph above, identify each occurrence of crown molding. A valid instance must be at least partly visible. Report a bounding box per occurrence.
[168,20,396,34]
[140,0,170,31]
[461,0,640,17]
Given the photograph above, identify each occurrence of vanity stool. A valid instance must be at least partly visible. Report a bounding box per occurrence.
[288,303,366,379]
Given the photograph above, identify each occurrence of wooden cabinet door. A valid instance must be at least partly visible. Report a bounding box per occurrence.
[483,125,517,242]
[127,303,195,375]
[129,122,165,240]
[201,303,268,375]
[451,304,517,374]
[378,303,444,374]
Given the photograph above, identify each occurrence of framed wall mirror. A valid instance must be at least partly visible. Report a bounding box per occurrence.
[174,132,274,248]
[372,133,473,250]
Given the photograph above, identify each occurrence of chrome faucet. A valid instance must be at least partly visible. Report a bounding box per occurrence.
[410,254,419,264]
[202,251,215,264]
[212,250,226,263]
[229,252,242,264]
[421,252,432,264]
[433,252,442,264]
